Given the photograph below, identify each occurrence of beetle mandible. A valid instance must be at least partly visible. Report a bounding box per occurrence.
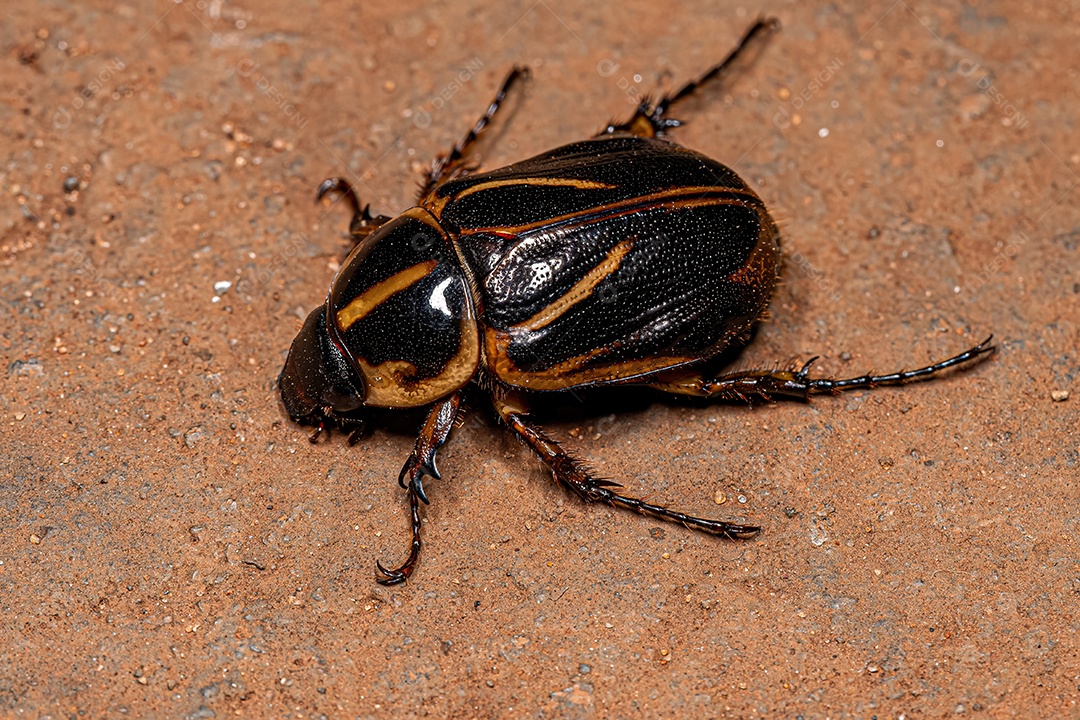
[279,18,994,584]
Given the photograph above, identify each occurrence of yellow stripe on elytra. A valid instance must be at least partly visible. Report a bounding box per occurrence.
[452,177,616,200]
[425,177,615,217]
[485,323,698,391]
[336,260,438,331]
[511,238,635,333]
[460,186,762,237]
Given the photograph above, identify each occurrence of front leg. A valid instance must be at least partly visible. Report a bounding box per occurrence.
[396,393,462,505]
[376,393,462,586]
[316,177,392,244]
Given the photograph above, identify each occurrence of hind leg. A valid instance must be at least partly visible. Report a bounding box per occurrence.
[647,336,995,401]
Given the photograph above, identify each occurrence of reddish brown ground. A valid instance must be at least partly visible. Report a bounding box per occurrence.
[2,1,1076,717]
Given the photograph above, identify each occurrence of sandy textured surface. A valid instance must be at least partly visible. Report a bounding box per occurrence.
[2,1,1077,717]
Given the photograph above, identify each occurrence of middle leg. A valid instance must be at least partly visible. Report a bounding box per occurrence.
[418,66,530,199]
[597,17,780,139]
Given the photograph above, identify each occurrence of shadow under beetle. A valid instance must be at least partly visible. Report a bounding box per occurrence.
[279,18,995,584]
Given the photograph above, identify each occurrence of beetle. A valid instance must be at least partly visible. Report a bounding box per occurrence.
[279,18,994,584]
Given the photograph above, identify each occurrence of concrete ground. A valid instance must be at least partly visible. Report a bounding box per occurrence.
[1,1,1076,717]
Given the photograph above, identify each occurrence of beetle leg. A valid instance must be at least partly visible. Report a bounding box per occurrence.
[397,393,462,504]
[375,393,462,586]
[650,336,996,401]
[597,17,779,139]
[420,67,530,199]
[493,394,758,538]
[316,177,391,244]
[375,485,422,586]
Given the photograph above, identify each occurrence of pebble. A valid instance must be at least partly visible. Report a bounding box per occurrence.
[1051,389,1069,402]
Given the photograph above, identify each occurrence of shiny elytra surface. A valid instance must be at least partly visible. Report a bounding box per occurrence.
[427,135,778,389]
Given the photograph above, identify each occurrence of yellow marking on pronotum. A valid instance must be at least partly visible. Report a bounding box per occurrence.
[336,260,438,331]
[358,311,480,408]
[511,238,635,333]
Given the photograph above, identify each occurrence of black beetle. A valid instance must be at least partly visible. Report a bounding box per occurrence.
[279,18,994,584]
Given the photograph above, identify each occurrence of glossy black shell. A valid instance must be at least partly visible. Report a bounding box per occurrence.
[424,133,779,391]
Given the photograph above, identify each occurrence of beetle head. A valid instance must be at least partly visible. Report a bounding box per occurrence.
[279,304,367,432]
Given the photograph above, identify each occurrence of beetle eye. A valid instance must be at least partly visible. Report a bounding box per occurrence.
[322,385,363,413]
